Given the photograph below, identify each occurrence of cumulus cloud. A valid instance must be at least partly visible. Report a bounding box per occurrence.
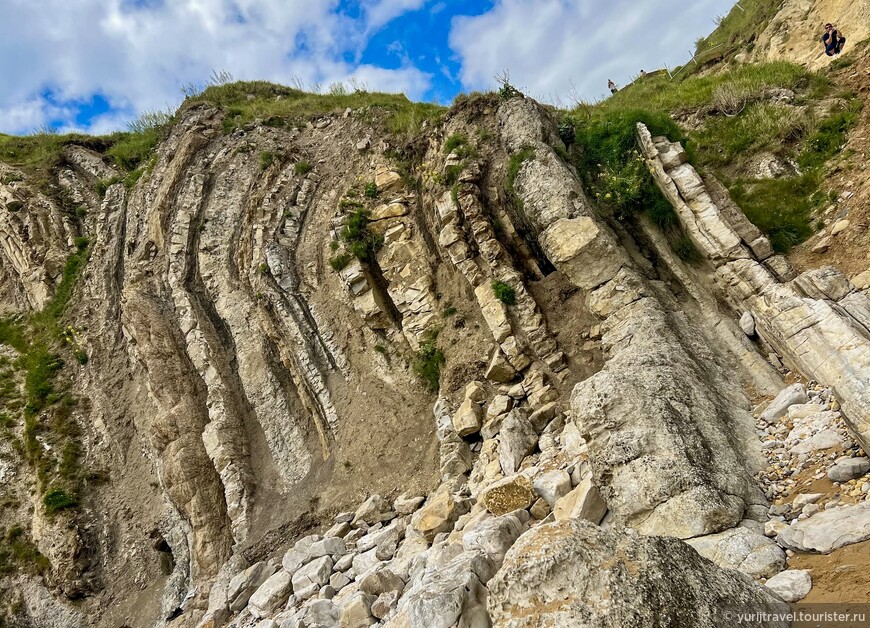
[0,0,431,134]
[449,0,737,104]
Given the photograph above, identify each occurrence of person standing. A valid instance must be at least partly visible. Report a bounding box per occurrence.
[823,23,846,55]
[608,79,618,94]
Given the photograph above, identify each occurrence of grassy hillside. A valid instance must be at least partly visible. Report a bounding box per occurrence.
[564,61,861,253]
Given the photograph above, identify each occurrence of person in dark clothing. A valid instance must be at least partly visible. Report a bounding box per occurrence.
[608,79,618,94]
[823,23,846,55]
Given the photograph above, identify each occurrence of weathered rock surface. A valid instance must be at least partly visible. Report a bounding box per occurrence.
[764,569,812,603]
[685,526,786,579]
[487,519,790,627]
[776,502,870,553]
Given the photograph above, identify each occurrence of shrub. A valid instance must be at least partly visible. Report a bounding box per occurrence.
[364,181,378,198]
[341,210,383,263]
[259,151,275,170]
[491,281,516,306]
[329,253,353,271]
[413,337,445,392]
[295,160,312,175]
[258,263,269,275]
[42,488,77,516]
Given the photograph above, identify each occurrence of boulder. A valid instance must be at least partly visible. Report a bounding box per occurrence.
[338,591,376,628]
[485,348,517,383]
[248,571,293,619]
[394,493,425,515]
[462,513,525,566]
[452,397,483,437]
[439,431,473,478]
[685,526,786,579]
[533,470,572,508]
[292,556,334,592]
[305,599,340,627]
[528,402,558,433]
[308,537,347,558]
[777,502,870,553]
[227,561,278,611]
[761,384,808,422]
[498,409,538,475]
[371,590,399,620]
[827,457,870,482]
[475,283,512,343]
[353,494,388,526]
[539,217,624,290]
[553,479,607,524]
[487,519,790,627]
[764,569,812,603]
[465,381,487,403]
[375,167,403,193]
[411,483,469,541]
[739,311,756,336]
[359,567,405,596]
[404,550,494,628]
[487,394,513,418]
[480,475,535,515]
[351,548,380,576]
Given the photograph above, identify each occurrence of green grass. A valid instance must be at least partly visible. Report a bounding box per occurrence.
[0,242,91,515]
[0,526,50,576]
[329,253,353,272]
[42,488,77,517]
[491,281,517,306]
[341,209,384,263]
[260,151,275,171]
[295,160,312,175]
[731,173,823,252]
[505,146,536,205]
[569,60,855,254]
[364,181,378,198]
[444,133,477,159]
[413,335,445,392]
[797,100,863,170]
[187,80,445,137]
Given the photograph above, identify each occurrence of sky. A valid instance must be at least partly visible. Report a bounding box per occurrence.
[0,0,739,135]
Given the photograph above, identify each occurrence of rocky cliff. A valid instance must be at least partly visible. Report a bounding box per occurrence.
[2,22,870,628]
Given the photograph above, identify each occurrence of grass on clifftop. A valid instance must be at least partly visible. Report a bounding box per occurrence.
[186,80,445,136]
[568,61,859,253]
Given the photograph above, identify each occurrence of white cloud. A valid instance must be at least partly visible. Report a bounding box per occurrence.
[449,0,737,104]
[0,0,430,134]
[363,0,428,31]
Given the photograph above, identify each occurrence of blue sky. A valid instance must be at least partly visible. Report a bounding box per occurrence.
[0,0,738,135]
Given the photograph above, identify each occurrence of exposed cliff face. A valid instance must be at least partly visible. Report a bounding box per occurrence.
[747,0,870,69]
[1,65,869,626]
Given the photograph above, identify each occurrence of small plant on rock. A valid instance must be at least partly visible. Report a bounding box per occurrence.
[492,280,516,305]
[294,160,312,175]
[329,253,353,272]
[364,181,378,198]
[341,209,383,263]
[413,335,445,392]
